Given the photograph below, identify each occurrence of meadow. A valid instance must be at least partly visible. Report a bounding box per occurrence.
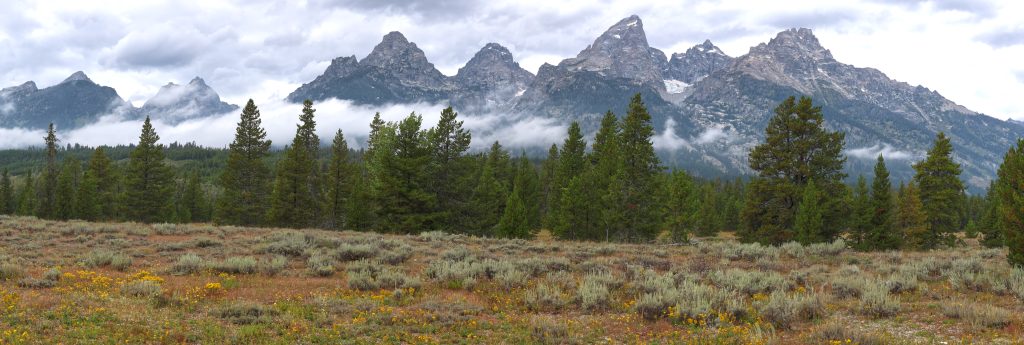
[0,215,1021,344]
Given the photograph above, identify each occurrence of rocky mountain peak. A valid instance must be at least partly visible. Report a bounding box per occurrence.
[451,43,535,111]
[363,31,416,67]
[360,31,448,88]
[142,77,238,123]
[61,71,93,84]
[189,76,208,86]
[752,28,833,61]
[1,81,38,95]
[665,39,733,85]
[560,15,664,88]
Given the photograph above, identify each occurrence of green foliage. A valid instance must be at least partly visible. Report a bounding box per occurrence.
[216,99,272,226]
[496,180,529,239]
[470,142,509,234]
[426,106,472,231]
[373,113,438,234]
[54,158,80,220]
[616,94,663,241]
[0,169,13,215]
[895,182,929,250]
[868,155,899,250]
[123,117,175,223]
[662,169,693,241]
[979,181,1004,248]
[16,171,35,216]
[794,180,824,245]
[997,138,1024,266]
[324,129,353,229]
[849,176,871,250]
[912,132,963,249]
[177,170,210,223]
[741,96,846,245]
[539,144,559,230]
[268,100,322,228]
[36,123,59,219]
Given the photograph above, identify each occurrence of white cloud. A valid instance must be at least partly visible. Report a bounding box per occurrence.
[653,118,694,151]
[845,144,918,160]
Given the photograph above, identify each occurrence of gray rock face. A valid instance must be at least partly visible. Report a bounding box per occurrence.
[665,40,733,84]
[287,32,455,104]
[451,43,535,112]
[558,15,666,89]
[141,77,239,123]
[0,71,132,129]
[682,28,1022,190]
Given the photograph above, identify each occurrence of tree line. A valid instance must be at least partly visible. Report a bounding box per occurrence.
[0,94,1021,264]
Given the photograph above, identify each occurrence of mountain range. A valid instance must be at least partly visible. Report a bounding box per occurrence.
[0,73,237,128]
[2,15,1021,190]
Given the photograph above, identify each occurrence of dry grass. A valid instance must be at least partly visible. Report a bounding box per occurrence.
[0,215,1020,344]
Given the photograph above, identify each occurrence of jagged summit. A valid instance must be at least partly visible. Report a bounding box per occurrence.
[62,71,92,84]
[665,39,733,85]
[751,28,833,61]
[558,14,664,88]
[451,43,534,111]
[141,77,238,123]
[0,81,38,94]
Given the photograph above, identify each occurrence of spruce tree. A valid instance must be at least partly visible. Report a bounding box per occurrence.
[617,94,663,241]
[868,155,899,250]
[741,96,846,245]
[539,144,560,229]
[76,165,100,221]
[427,106,472,230]
[36,123,59,219]
[0,169,12,215]
[375,113,437,234]
[694,183,722,237]
[470,142,509,235]
[663,169,694,241]
[123,117,175,223]
[178,171,209,223]
[912,132,963,249]
[325,130,354,229]
[84,147,119,220]
[215,100,272,226]
[896,182,929,249]
[268,100,322,228]
[16,171,35,216]
[592,111,625,240]
[557,172,599,240]
[514,153,542,230]
[794,180,824,245]
[849,175,871,250]
[496,177,530,239]
[346,164,375,231]
[996,138,1024,266]
[979,181,1004,248]
[552,123,588,239]
[54,157,81,220]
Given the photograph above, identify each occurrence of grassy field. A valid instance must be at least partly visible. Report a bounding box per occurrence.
[0,216,1021,344]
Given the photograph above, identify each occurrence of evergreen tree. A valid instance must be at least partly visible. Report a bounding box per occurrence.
[470,142,509,235]
[868,155,898,250]
[36,123,59,219]
[539,144,560,229]
[557,172,599,240]
[514,153,542,230]
[84,147,119,220]
[346,163,375,230]
[375,113,437,233]
[912,132,963,249]
[0,169,12,215]
[215,100,272,226]
[268,100,322,228]
[849,175,871,250]
[592,111,625,240]
[16,171,35,216]
[54,158,81,220]
[427,106,472,230]
[693,183,722,237]
[794,180,824,245]
[896,182,929,250]
[496,176,530,239]
[996,139,1024,266]
[325,130,354,229]
[741,96,846,245]
[663,169,694,241]
[617,94,663,241]
[552,123,588,239]
[363,113,394,228]
[75,166,100,221]
[979,181,1004,248]
[178,171,209,223]
[123,117,175,223]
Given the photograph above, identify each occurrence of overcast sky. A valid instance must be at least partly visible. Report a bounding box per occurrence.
[2,0,1022,120]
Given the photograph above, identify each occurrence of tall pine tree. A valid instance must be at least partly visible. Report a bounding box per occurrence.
[16,171,35,216]
[83,147,119,220]
[552,123,588,240]
[868,155,898,250]
[793,180,824,245]
[0,169,12,215]
[123,117,174,223]
[54,158,81,220]
[268,100,322,228]
[216,99,272,226]
[979,181,1004,248]
[996,138,1024,266]
[325,129,354,229]
[539,144,560,230]
[617,94,663,241]
[36,123,59,219]
[375,113,437,234]
[849,175,871,250]
[741,96,846,245]
[912,132,963,249]
[896,182,929,250]
[470,142,509,235]
[663,169,694,241]
[427,107,472,230]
